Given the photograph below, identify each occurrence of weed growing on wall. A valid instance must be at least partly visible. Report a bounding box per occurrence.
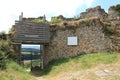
[105,26,114,35]
[51,17,62,23]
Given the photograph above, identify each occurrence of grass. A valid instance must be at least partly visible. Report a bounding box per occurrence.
[39,53,118,76]
[0,53,119,80]
[24,59,41,69]
[78,53,117,69]
[0,60,36,80]
[21,52,31,54]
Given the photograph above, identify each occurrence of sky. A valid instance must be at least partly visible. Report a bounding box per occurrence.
[0,0,120,33]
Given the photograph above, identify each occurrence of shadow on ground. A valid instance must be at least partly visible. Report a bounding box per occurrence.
[30,58,70,77]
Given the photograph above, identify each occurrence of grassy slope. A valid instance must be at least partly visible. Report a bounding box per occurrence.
[1,53,120,80]
[0,61,35,80]
[38,53,120,80]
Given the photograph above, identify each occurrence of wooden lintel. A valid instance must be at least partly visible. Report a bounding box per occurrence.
[11,42,22,45]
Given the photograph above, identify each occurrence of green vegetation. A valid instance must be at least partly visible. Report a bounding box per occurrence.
[24,59,41,69]
[0,32,14,69]
[105,26,114,35]
[0,30,35,80]
[51,17,62,23]
[0,60,35,80]
[32,53,120,80]
[39,53,118,76]
[32,18,46,23]
[0,31,35,80]
[78,53,117,68]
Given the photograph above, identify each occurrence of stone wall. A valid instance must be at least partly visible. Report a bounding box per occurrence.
[80,5,120,21]
[15,5,120,68]
[43,18,112,66]
[108,6,119,20]
[80,6,108,19]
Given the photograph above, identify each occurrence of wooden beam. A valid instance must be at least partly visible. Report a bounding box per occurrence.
[40,45,45,69]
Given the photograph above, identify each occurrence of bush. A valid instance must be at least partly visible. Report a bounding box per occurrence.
[0,51,7,69]
[0,40,9,69]
[32,18,46,23]
[106,26,114,35]
[51,17,62,23]
[0,39,14,69]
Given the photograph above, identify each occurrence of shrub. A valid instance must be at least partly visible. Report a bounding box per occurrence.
[51,17,62,23]
[0,51,7,69]
[105,26,114,35]
[32,18,46,23]
[0,38,14,69]
[0,40,10,69]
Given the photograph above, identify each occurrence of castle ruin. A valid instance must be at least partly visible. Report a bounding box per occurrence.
[13,5,120,68]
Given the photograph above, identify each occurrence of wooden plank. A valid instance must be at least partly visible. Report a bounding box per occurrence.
[14,21,50,44]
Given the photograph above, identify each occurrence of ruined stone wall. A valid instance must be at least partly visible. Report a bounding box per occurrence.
[80,6,108,19]
[108,6,119,20]
[80,5,120,21]
[43,18,112,66]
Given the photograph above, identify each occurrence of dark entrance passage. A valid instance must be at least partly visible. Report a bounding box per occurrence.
[21,44,41,70]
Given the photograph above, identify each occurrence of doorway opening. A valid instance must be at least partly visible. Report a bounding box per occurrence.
[21,44,41,70]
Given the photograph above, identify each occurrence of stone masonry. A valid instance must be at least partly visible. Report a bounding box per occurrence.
[43,5,120,67]
[14,5,120,68]
[43,18,113,66]
[80,6,108,19]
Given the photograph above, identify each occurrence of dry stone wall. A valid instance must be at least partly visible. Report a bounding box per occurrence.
[80,5,119,21]
[80,6,108,19]
[108,6,119,20]
[15,5,120,68]
[43,18,112,66]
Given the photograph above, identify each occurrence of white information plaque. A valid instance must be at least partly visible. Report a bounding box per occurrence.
[67,37,78,45]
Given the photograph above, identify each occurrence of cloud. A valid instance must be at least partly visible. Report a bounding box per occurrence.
[0,0,94,32]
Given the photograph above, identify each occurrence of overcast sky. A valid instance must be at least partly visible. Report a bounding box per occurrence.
[0,0,119,33]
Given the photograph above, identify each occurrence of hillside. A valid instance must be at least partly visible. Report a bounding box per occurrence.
[32,53,120,80]
[0,4,120,80]
[21,48,40,53]
[0,61,36,80]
